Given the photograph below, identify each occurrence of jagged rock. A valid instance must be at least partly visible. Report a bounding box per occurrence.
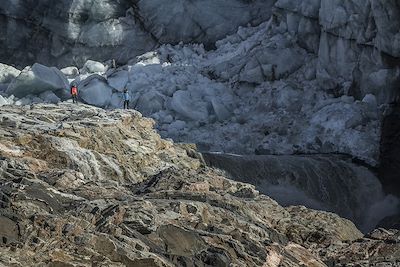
[324,228,400,266]
[0,103,397,266]
[0,103,400,266]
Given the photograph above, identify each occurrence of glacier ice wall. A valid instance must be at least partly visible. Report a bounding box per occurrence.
[1,0,399,102]
[0,0,274,68]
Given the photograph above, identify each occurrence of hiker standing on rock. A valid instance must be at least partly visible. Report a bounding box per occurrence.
[70,84,78,104]
[123,88,130,109]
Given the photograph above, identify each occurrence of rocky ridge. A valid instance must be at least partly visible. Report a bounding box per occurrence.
[0,103,399,266]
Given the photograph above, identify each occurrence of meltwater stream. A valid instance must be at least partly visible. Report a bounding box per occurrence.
[203,153,399,233]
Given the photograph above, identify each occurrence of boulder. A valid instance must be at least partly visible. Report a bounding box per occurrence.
[0,84,8,92]
[39,90,61,104]
[0,95,9,106]
[362,94,378,108]
[0,63,20,84]
[60,66,79,78]
[211,98,232,121]
[82,60,107,74]
[0,216,19,245]
[171,90,208,121]
[107,70,129,91]
[135,90,165,115]
[110,92,124,108]
[6,63,69,98]
[79,76,113,107]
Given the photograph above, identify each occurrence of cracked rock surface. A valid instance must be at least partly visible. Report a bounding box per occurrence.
[0,103,399,266]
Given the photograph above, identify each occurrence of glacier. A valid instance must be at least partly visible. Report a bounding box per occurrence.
[1,0,399,231]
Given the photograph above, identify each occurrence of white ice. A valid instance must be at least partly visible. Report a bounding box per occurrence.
[1,21,382,166]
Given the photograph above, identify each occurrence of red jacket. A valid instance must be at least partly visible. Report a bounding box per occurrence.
[71,86,78,95]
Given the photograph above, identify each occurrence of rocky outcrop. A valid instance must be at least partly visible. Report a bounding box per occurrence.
[0,103,398,266]
[0,0,274,68]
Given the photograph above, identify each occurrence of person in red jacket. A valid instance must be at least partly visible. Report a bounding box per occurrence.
[70,85,78,104]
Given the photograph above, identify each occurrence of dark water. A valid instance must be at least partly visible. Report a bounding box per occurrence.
[203,153,399,233]
[379,105,400,196]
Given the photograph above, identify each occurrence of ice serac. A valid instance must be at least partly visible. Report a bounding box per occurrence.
[6,63,69,99]
[317,0,400,103]
[0,95,10,106]
[1,103,399,266]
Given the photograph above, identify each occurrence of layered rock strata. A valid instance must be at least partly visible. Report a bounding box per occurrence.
[0,103,399,266]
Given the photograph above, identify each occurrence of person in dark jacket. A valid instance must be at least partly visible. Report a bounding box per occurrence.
[123,88,130,109]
